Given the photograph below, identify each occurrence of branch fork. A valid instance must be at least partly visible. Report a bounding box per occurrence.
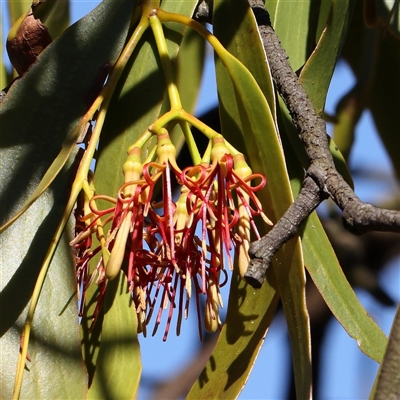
[245,1,400,287]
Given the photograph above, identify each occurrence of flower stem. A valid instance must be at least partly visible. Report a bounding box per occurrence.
[149,14,205,165]
[180,121,202,165]
[149,14,182,110]
[156,9,235,68]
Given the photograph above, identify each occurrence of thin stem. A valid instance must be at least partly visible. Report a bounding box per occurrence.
[150,109,181,133]
[127,129,153,153]
[12,186,79,399]
[178,110,241,156]
[149,14,182,110]
[82,180,110,265]
[156,9,235,70]
[76,16,150,184]
[180,121,202,165]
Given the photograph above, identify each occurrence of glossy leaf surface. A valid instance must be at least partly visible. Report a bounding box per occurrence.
[300,0,355,114]
[188,272,279,400]
[268,0,312,71]
[302,213,388,362]
[87,272,141,400]
[370,303,400,400]
[0,162,87,399]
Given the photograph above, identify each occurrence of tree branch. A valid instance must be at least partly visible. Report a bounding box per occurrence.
[245,0,400,287]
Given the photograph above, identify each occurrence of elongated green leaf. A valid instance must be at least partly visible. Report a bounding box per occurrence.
[302,213,388,362]
[370,303,400,400]
[43,0,70,40]
[0,123,85,233]
[87,272,141,400]
[188,2,311,399]
[0,0,137,397]
[188,271,280,400]
[0,152,88,399]
[267,0,313,71]
[300,0,355,114]
[0,0,136,227]
[175,27,205,115]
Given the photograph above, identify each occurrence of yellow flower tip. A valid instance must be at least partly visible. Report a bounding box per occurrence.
[204,297,221,333]
[233,153,252,177]
[261,211,274,226]
[204,276,222,332]
[105,214,132,280]
[156,132,181,170]
[238,242,250,279]
[123,146,143,181]
[105,261,121,280]
[211,136,230,164]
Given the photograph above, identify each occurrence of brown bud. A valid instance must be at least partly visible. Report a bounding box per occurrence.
[6,9,52,76]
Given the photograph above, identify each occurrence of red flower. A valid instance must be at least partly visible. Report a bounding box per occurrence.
[72,133,270,340]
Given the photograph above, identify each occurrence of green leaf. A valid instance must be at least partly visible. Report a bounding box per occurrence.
[187,271,280,399]
[7,0,31,25]
[43,0,71,40]
[87,272,141,400]
[0,123,85,233]
[188,1,311,398]
[370,303,400,400]
[175,27,205,115]
[302,213,388,362]
[267,0,312,71]
[300,0,355,114]
[0,0,137,226]
[0,153,87,399]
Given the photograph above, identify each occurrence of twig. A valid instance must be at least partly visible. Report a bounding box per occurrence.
[245,0,400,287]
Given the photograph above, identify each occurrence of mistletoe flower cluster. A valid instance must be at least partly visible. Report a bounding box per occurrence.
[72,133,271,340]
